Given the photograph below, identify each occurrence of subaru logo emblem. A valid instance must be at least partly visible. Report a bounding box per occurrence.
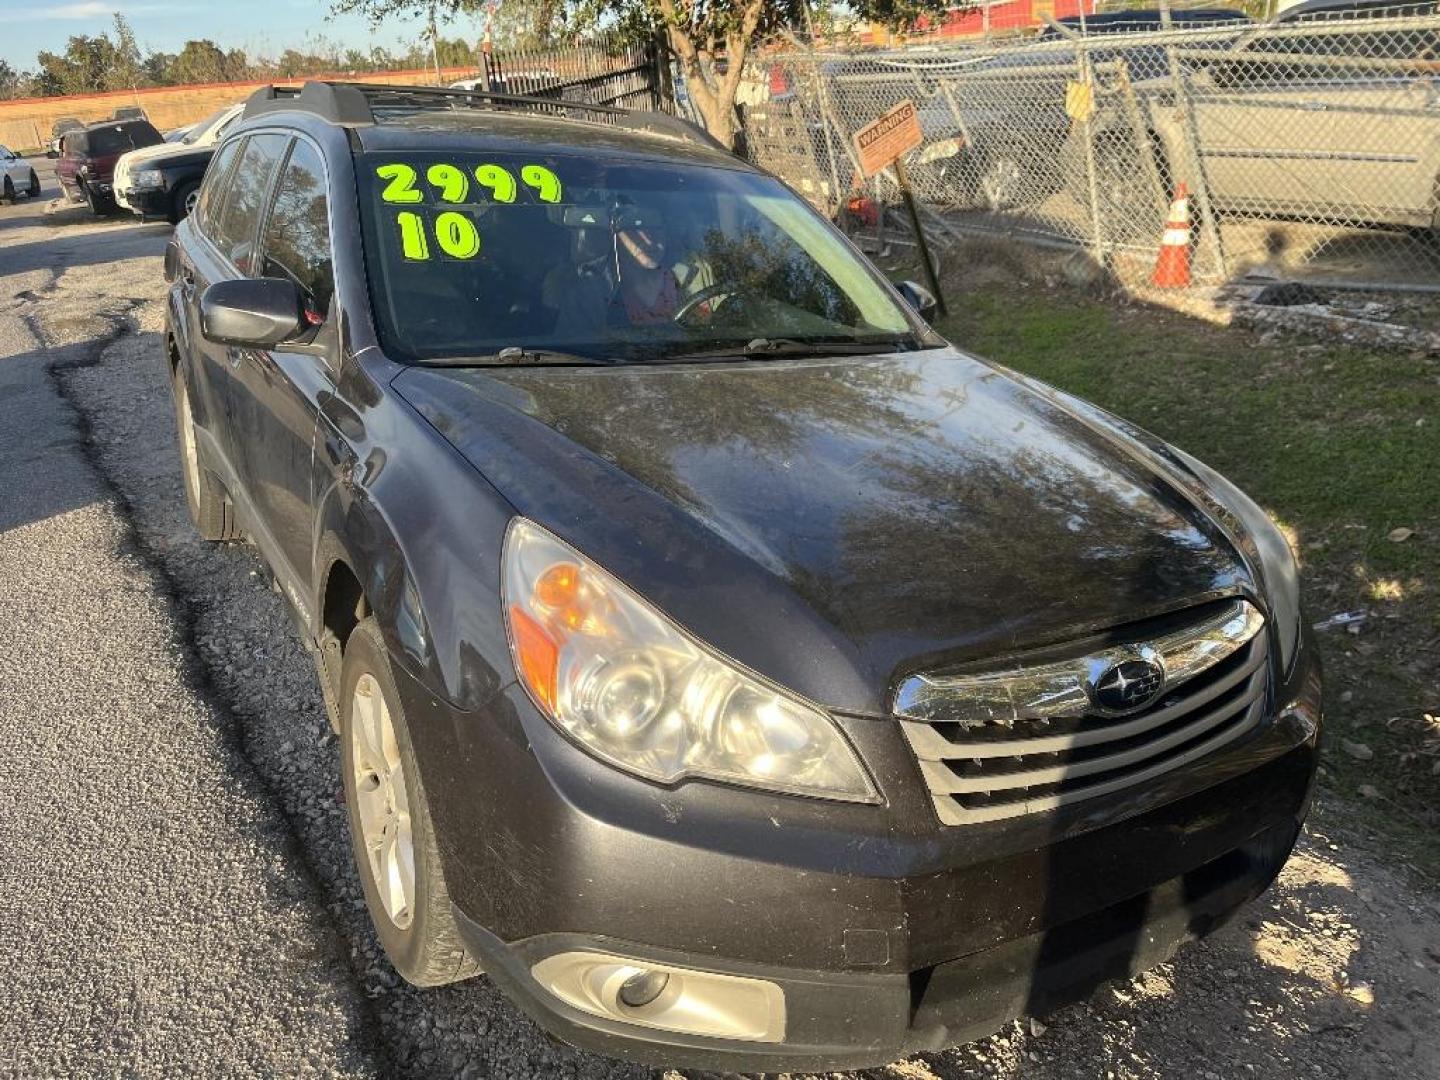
[1089,657,1165,714]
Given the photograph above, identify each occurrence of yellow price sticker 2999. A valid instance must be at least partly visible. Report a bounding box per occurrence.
[378,161,562,206]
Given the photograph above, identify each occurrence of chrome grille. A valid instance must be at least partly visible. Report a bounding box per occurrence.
[893,600,1269,826]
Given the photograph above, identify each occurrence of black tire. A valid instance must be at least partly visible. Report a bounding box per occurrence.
[340,618,482,987]
[28,169,41,199]
[82,180,102,215]
[0,178,12,205]
[171,363,241,541]
[169,180,200,224]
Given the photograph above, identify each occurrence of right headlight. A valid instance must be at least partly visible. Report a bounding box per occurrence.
[1173,449,1302,676]
[130,169,164,189]
[501,518,877,802]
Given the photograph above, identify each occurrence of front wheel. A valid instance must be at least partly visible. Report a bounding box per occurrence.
[28,170,41,199]
[82,181,102,215]
[340,618,481,987]
[169,180,199,224]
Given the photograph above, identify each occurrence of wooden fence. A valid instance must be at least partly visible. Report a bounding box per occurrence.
[476,33,668,113]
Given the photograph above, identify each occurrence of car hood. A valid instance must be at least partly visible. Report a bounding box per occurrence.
[117,142,177,170]
[395,348,1252,714]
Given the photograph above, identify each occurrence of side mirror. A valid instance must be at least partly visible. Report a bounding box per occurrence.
[200,278,306,349]
[896,279,939,324]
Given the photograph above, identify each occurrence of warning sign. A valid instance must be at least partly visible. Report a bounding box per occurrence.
[853,99,924,178]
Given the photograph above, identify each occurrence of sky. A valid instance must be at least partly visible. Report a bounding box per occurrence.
[0,1,492,72]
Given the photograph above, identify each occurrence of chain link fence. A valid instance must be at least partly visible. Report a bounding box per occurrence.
[744,6,1440,292]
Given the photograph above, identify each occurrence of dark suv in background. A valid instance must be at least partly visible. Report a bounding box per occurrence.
[115,103,244,223]
[163,81,1320,1072]
[56,118,164,214]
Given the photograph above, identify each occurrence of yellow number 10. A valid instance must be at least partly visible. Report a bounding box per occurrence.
[394,211,482,261]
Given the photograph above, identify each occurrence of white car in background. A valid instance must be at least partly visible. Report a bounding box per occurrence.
[114,103,243,215]
[0,145,42,203]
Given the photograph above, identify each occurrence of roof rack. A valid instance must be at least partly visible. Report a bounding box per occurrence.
[242,80,724,151]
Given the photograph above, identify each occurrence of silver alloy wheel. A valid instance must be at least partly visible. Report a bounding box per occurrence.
[175,377,200,508]
[351,672,416,929]
[979,157,1023,211]
[184,187,200,217]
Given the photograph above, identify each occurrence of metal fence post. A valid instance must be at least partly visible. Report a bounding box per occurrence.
[1078,46,1108,263]
[1163,45,1229,281]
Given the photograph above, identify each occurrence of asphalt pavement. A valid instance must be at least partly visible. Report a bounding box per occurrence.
[2,157,1438,1079]
[0,165,379,1077]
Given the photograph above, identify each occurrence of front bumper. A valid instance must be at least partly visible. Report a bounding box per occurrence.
[397,634,1321,1071]
[455,811,1301,1072]
[116,185,167,216]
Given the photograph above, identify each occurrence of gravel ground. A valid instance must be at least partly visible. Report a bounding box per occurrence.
[0,172,378,1078]
[3,167,1439,1078]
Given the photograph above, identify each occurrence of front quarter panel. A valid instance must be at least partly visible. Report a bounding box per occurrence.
[311,360,519,714]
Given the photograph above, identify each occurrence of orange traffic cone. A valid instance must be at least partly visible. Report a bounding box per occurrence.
[1150,183,1191,289]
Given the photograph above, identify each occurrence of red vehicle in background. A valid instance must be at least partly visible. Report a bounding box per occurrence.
[55,118,163,215]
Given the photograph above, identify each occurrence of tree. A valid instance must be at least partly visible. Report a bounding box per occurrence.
[144,51,178,86]
[34,35,118,96]
[331,1,952,148]
[0,59,21,99]
[107,13,145,92]
[170,39,243,84]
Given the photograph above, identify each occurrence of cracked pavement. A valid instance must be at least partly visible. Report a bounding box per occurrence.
[2,160,1439,1079]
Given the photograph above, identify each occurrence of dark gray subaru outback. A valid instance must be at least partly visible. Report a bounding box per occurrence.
[162,81,1321,1072]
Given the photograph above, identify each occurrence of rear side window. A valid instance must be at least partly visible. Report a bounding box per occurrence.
[87,123,162,155]
[194,138,243,238]
[212,133,290,275]
[259,139,334,318]
[64,133,86,156]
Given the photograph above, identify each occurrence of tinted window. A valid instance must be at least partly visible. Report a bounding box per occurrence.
[213,133,289,275]
[64,133,86,157]
[87,122,162,156]
[195,138,243,238]
[357,151,917,364]
[259,140,334,318]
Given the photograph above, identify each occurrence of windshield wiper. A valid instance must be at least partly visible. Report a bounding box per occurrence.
[668,336,922,361]
[423,347,609,367]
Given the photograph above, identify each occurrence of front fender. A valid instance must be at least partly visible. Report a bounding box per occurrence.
[309,387,520,714]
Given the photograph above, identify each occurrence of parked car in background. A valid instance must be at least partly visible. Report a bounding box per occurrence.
[112,105,149,122]
[56,118,165,214]
[116,104,244,222]
[47,117,83,158]
[162,80,1319,1072]
[0,145,42,203]
[165,124,196,143]
[1072,0,1440,230]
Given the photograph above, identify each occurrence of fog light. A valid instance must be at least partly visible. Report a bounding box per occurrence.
[617,968,670,1008]
[530,950,786,1042]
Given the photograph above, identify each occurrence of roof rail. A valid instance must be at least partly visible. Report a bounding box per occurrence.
[241,80,724,150]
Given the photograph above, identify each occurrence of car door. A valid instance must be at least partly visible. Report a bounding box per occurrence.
[1193,19,1440,223]
[183,131,290,501]
[56,133,83,196]
[230,135,337,594]
[0,146,22,189]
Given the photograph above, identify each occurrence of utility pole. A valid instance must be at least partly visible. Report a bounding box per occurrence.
[429,1,442,86]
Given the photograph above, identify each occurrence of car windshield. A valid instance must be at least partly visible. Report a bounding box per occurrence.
[182,108,229,145]
[356,150,925,364]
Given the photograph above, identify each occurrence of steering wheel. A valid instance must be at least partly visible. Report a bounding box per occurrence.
[673,281,742,326]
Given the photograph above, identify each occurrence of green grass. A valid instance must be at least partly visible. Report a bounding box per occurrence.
[937,284,1440,879]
